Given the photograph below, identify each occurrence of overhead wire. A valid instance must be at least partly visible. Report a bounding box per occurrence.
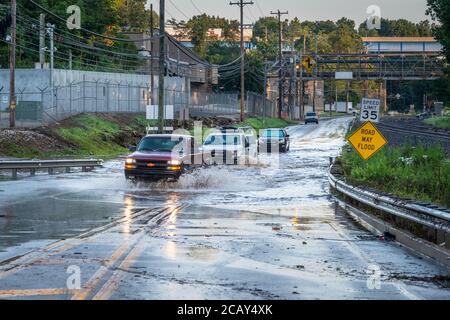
[189,0,203,15]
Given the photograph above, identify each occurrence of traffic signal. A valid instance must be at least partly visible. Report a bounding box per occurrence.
[0,12,11,39]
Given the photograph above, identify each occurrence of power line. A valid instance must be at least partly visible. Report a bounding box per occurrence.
[28,0,159,43]
[13,10,145,56]
[168,0,190,20]
[9,2,240,78]
[247,6,258,21]
[14,14,144,60]
[254,0,265,17]
[189,0,203,15]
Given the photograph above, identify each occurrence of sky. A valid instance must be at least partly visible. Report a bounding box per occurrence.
[147,0,430,25]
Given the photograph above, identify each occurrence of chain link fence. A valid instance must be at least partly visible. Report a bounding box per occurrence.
[0,83,273,128]
[246,91,277,118]
[190,92,240,117]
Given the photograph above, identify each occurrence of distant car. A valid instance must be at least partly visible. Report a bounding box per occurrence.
[124,134,204,180]
[201,132,249,165]
[258,128,290,153]
[416,112,430,120]
[305,112,319,124]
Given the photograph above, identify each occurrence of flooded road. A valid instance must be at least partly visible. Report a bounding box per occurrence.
[0,117,449,300]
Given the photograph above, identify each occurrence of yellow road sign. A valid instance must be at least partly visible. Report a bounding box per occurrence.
[302,56,315,73]
[348,122,388,160]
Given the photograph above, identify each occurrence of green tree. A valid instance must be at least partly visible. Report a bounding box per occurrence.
[328,18,362,53]
[427,0,450,61]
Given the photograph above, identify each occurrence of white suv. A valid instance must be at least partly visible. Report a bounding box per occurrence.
[201,132,249,165]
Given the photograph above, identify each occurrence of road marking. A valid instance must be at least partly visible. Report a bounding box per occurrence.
[0,288,69,298]
[328,221,423,300]
[0,205,185,300]
[71,240,137,300]
[72,205,184,300]
[89,205,185,300]
[0,208,161,280]
[92,240,147,300]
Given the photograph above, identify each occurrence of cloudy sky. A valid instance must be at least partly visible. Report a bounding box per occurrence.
[147,0,430,25]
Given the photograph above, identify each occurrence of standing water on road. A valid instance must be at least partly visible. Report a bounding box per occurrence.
[1,117,449,300]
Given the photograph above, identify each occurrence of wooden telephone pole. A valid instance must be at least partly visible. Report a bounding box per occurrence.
[229,0,253,122]
[158,0,165,133]
[9,0,16,128]
[150,3,155,108]
[271,9,288,119]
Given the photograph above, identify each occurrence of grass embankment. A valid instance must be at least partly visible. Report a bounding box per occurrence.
[425,117,450,130]
[57,115,124,157]
[1,115,297,159]
[340,145,450,208]
[319,112,350,118]
[240,117,298,131]
[0,114,148,159]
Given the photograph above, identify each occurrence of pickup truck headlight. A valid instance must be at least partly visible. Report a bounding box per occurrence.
[125,158,136,164]
[168,160,181,165]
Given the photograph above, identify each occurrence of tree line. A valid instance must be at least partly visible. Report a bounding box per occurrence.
[0,0,449,109]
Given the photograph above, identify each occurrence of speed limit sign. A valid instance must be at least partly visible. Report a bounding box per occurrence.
[360,98,381,123]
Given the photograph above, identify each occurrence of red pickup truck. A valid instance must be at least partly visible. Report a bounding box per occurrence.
[124,134,204,180]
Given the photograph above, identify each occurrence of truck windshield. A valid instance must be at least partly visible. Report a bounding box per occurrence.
[137,137,183,152]
[306,113,317,117]
[204,135,241,146]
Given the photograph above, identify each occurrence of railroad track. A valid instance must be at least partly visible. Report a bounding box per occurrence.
[377,122,450,141]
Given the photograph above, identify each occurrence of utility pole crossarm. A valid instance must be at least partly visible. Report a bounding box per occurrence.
[229,1,254,6]
[270,10,289,15]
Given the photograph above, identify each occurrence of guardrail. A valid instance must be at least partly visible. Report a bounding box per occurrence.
[328,164,450,265]
[0,159,104,178]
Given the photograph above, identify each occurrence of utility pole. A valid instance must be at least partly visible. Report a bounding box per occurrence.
[263,60,268,121]
[150,3,155,107]
[346,81,350,113]
[313,33,318,112]
[39,13,45,68]
[9,0,16,128]
[271,9,288,119]
[158,0,165,133]
[329,81,332,117]
[230,0,254,122]
[292,39,298,120]
[299,50,304,120]
[46,23,55,109]
[335,83,338,113]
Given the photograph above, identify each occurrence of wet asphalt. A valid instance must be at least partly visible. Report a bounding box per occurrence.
[0,117,449,300]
